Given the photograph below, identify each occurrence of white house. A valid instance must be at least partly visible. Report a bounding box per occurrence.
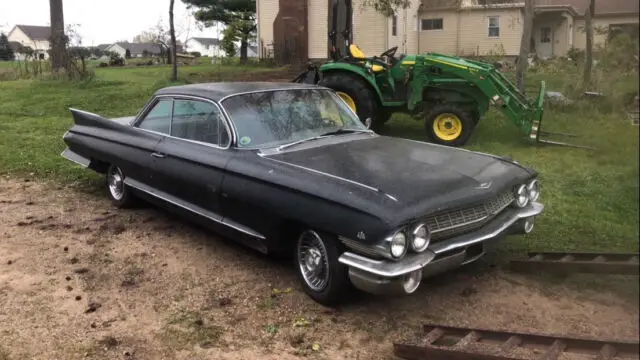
[104,42,163,58]
[7,25,51,60]
[185,37,221,57]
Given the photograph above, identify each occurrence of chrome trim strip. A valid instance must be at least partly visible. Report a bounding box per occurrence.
[339,250,436,278]
[257,152,387,195]
[337,202,544,278]
[124,178,266,240]
[60,147,90,168]
[217,86,325,103]
[132,94,234,150]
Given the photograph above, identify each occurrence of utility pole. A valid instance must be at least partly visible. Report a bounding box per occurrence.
[169,0,178,81]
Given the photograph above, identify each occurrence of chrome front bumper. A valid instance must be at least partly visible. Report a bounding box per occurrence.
[338,202,544,295]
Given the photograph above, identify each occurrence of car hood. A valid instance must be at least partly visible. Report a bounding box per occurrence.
[265,135,534,222]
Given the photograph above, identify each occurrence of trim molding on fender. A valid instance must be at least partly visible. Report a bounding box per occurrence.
[338,202,544,278]
[61,147,90,167]
[124,178,266,240]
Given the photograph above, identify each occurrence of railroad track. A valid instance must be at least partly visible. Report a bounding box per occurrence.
[510,251,639,275]
[394,323,640,360]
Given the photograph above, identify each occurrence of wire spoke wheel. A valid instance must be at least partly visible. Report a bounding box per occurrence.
[297,230,330,292]
[107,166,125,201]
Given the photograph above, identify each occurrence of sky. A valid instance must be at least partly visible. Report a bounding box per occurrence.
[0,0,223,45]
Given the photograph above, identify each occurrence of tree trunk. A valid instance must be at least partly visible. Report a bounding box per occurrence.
[49,0,66,72]
[583,0,595,88]
[240,38,248,63]
[515,0,534,93]
[169,0,178,81]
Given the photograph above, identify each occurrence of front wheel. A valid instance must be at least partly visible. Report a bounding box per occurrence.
[424,104,475,147]
[294,230,351,306]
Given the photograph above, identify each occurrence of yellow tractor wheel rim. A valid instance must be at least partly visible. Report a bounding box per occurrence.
[336,91,357,113]
[433,113,463,141]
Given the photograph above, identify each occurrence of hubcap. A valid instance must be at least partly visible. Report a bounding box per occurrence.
[297,230,330,292]
[107,166,125,201]
[432,113,463,141]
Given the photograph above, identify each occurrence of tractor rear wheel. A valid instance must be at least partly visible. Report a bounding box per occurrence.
[424,104,475,147]
[319,73,382,131]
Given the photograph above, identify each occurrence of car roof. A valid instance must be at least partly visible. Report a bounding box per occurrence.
[154,82,325,102]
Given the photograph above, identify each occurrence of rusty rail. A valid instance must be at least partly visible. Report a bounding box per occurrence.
[394,323,639,360]
[510,251,639,275]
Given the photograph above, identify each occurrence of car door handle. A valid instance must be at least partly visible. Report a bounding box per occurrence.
[151,152,166,158]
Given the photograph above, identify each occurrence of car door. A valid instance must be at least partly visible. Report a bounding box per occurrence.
[123,97,173,185]
[149,96,234,218]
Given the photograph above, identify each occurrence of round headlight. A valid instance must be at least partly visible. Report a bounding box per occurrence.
[390,231,407,259]
[514,184,529,208]
[527,179,539,202]
[411,224,430,252]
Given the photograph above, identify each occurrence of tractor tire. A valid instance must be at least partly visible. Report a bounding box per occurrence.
[424,104,475,147]
[319,72,382,131]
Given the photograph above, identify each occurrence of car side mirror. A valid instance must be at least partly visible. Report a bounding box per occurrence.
[364,117,372,129]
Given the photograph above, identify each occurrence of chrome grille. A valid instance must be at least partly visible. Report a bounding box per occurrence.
[427,190,514,240]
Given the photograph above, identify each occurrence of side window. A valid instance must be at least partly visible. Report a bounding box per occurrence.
[171,99,230,147]
[137,99,172,134]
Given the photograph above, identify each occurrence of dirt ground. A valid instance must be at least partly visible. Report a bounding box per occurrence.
[0,177,638,360]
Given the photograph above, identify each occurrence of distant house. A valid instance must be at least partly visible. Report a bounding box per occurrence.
[7,25,51,60]
[105,42,163,58]
[185,37,221,57]
[105,41,185,58]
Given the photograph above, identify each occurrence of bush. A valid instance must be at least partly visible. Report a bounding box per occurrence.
[566,47,585,62]
[190,51,201,58]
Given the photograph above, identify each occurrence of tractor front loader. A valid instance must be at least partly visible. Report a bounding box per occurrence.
[293,0,584,148]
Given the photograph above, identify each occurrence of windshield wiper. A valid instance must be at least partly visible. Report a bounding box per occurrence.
[275,129,371,152]
[318,128,372,137]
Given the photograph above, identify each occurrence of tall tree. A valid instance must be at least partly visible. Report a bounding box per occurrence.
[515,0,534,92]
[0,33,15,61]
[221,24,238,57]
[362,0,410,16]
[182,0,256,62]
[49,0,66,71]
[583,0,595,88]
[169,0,178,81]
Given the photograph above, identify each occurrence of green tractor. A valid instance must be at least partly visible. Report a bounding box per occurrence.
[294,0,547,147]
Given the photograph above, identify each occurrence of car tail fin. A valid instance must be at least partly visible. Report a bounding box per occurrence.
[69,108,120,130]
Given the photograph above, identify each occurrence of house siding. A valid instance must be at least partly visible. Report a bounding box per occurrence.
[308,0,329,59]
[257,0,279,57]
[573,14,639,50]
[7,27,50,59]
[418,10,460,54]
[185,40,221,57]
[457,8,523,56]
[352,0,388,56]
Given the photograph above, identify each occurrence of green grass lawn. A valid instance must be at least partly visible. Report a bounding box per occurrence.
[0,63,637,257]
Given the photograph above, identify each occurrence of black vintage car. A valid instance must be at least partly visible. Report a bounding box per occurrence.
[61,82,543,305]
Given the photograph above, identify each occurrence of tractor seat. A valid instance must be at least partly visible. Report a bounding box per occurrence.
[348,44,386,73]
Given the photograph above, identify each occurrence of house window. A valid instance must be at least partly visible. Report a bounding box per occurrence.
[422,18,443,31]
[488,16,500,37]
[392,14,397,36]
[540,27,552,43]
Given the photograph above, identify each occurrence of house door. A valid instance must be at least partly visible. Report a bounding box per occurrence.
[538,26,554,59]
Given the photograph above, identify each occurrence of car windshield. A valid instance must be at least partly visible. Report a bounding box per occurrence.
[220,88,369,149]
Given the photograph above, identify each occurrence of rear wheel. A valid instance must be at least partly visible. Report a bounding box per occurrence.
[424,104,475,147]
[106,165,135,208]
[294,229,351,306]
[319,73,383,131]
